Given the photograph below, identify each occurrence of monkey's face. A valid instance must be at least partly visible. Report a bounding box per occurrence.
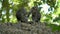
[33,7,38,12]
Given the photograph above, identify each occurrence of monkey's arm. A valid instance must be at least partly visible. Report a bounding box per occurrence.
[27,9,32,17]
[27,12,31,17]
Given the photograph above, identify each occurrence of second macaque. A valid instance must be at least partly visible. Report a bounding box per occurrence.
[28,6,41,22]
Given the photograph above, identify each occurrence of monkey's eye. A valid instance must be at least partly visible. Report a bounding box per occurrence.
[35,8,37,10]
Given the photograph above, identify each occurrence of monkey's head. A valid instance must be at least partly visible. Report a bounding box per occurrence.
[31,6,38,12]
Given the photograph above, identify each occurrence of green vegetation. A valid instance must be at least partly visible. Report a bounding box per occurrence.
[0,0,60,31]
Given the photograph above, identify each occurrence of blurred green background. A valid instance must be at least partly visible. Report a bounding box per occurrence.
[0,0,60,30]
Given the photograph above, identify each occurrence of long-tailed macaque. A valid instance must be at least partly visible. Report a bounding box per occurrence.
[28,6,41,22]
[16,7,28,22]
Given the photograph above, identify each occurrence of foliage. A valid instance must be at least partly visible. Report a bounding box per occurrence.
[47,23,60,32]
[0,0,60,31]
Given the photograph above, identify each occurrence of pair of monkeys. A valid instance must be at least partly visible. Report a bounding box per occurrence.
[16,6,41,22]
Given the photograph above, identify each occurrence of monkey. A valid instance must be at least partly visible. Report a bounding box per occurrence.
[16,7,28,22]
[28,6,41,22]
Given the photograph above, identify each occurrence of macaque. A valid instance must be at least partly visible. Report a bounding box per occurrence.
[28,6,41,22]
[16,7,28,22]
